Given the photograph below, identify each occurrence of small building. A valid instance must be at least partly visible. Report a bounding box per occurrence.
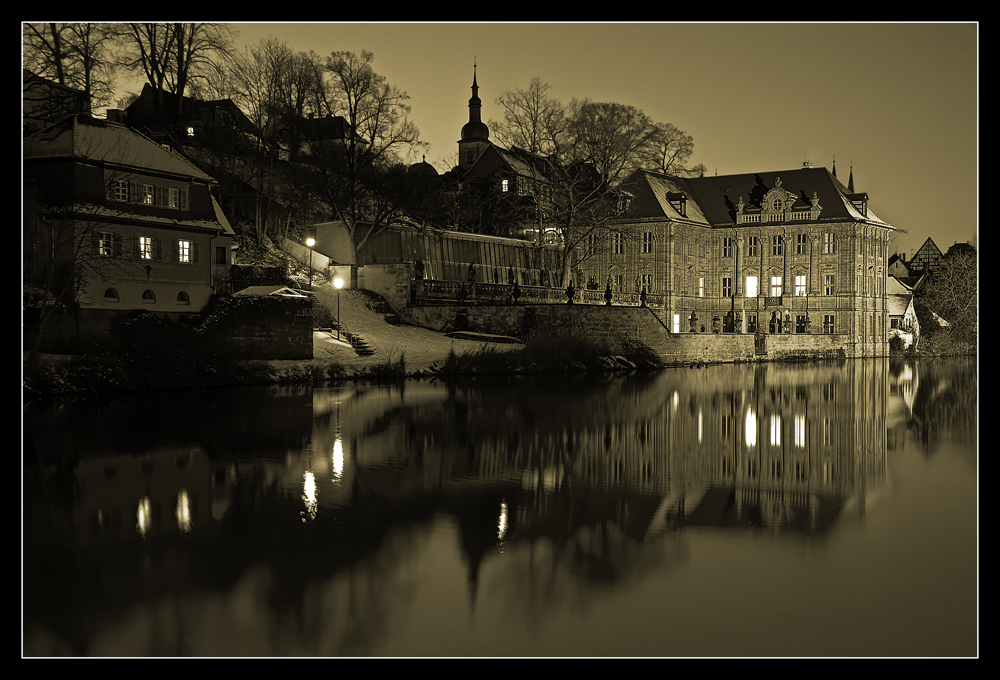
[887,275,919,348]
[24,112,235,352]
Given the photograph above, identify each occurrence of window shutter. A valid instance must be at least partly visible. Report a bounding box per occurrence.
[173,239,179,262]
[113,233,123,257]
[155,237,163,261]
[180,189,188,211]
[130,182,140,204]
[92,232,100,255]
[192,241,199,263]
[156,186,165,207]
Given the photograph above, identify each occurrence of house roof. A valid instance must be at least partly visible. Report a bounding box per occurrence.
[24,113,215,182]
[675,167,892,228]
[233,285,309,298]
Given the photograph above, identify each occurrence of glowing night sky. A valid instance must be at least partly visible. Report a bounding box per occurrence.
[227,23,978,257]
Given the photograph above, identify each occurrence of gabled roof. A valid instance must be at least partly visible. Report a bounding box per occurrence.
[24,113,214,182]
[685,167,891,227]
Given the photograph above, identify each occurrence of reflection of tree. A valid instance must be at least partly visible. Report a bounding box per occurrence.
[907,358,977,452]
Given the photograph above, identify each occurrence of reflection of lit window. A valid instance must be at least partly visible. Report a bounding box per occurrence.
[332,439,344,481]
[136,496,152,537]
[698,410,703,442]
[301,470,317,522]
[770,414,781,445]
[745,408,757,447]
[176,490,192,533]
[795,415,805,447]
[497,501,508,545]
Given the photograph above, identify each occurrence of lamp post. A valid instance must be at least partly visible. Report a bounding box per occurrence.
[334,277,344,341]
[305,237,315,291]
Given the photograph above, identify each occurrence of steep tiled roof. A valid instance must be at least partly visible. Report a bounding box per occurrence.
[24,113,214,182]
[637,167,894,228]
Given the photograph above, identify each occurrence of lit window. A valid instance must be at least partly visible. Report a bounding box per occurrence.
[168,187,180,209]
[139,236,154,260]
[187,126,195,137]
[795,275,806,296]
[501,179,509,193]
[698,277,704,297]
[746,275,758,298]
[142,184,154,205]
[177,239,193,263]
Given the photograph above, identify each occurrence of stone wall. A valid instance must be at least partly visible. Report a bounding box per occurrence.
[358,263,414,312]
[401,302,880,364]
[203,296,313,360]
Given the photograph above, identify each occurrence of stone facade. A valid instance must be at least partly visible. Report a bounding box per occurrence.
[576,167,897,358]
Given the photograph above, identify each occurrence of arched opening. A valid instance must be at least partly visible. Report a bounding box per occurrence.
[176,291,190,305]
[104,288,119,302]
[141,290,156,304]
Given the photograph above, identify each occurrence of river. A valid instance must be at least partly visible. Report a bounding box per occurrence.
[22,357,977,657]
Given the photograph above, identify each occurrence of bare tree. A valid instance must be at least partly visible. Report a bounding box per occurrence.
[114,22,235,116]
[639,122,705,177]
[566,99,659,186]
[489,78,641,284]
[314,50,424,260]
[23,22,118,112]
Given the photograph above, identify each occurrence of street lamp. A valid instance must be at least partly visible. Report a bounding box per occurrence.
[334,277,344,341]
[305,237,315,291]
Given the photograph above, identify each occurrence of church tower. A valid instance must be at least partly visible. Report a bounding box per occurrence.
[458,62,491,170]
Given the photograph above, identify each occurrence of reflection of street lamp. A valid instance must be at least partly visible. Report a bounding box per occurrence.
[334,277,344,341]
[305,237,316,291]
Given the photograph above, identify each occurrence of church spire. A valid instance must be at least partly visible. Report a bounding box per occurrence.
[832,155,837,178]
[848,163,855,193]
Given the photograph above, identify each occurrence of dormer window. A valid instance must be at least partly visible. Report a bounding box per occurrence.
[771,197,783,212]
[667,192,687,217]
[848,192,868,216]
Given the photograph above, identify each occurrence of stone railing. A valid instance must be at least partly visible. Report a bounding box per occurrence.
[413,279,664,308]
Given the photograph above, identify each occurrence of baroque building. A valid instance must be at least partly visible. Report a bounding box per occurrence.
[577,166,898,356]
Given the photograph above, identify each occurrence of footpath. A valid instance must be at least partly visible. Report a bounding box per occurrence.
[284,287,523,374]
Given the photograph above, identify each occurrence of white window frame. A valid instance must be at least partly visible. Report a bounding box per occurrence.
[795,275,806,296]
[770,276,782,297]
[177,239,193,264]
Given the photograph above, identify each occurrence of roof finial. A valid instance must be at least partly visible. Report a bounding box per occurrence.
[832,155,837,178]
[848,162,855,193]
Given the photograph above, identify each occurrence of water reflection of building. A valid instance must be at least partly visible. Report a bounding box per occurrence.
[24,364,897,653]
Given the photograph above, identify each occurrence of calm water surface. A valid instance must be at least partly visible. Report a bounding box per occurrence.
[22,357,977,657]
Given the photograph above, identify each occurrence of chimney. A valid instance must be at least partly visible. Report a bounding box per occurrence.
[802,160,813,168]
[106,109,124,123]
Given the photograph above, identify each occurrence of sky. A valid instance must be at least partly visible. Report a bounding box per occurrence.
[202,23,978,258]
